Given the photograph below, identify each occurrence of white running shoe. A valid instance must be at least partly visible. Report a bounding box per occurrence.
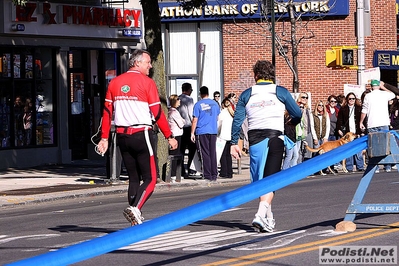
[266,217,276,230]
[252,215,274,233]
[123,206,144,225]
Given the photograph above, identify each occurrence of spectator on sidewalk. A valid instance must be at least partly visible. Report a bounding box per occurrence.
[292,103,307,167]
[297,92,314,163]
[217,97,234,178]
[282,110,297,170]
[390,94,399,130]
[309,100,330,174]
[310,100,330,150]
[230,60,302,233]
[360,80,396,173]
[213,91,221,109]
[336,92,364,173]
[178,83,197,177]
[191,86,220,181]
[227,92,238,111]
[337,93,346,109]
[167,94,185,180]
[326,95,339,142]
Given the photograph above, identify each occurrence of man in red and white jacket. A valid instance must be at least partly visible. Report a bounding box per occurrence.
[98,49,177,226]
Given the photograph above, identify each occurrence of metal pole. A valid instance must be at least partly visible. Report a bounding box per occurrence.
[111,128,117,181]
[199,44,206,87]
[271,0,276,67]
[357,0,365,85]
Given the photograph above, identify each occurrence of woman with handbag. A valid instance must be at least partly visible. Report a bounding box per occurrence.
[217,98,235,178]
[336,92,364,172]
[167,95,185,179]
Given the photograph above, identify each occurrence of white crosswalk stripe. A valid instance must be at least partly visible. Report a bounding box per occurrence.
[120,229,338,251]
[120,230,257,251]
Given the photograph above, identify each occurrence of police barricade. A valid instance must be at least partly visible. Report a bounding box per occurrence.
[337,131,399,231]
[8,136,368,266]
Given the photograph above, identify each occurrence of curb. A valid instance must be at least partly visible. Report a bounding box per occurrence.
[0,178,250,208]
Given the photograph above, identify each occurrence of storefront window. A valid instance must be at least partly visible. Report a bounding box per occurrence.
[0,47,55,148]
[105,51,117,89]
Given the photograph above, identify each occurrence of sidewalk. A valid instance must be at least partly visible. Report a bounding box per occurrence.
[0,156,251,207]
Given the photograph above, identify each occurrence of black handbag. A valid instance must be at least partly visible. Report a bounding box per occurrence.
[340,125,347,134]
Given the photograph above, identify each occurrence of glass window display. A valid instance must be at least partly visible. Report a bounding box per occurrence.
[0,47,55,148]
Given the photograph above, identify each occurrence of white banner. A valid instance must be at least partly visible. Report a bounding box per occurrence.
[360,67,381,86]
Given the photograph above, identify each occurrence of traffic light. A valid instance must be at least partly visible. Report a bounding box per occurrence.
[325,49,337,67]
[338,49,355,66]
[326,46,357,68]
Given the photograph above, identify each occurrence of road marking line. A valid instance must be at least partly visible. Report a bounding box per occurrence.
[202,221,399,266]
[222,208,243,213]
[120,230,226,250]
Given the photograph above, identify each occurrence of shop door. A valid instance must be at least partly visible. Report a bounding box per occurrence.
[68,50,89,160]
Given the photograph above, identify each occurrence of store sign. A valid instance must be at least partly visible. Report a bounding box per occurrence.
[11,2,142,34]
[373,50,399,70]
[159,0,349,22]
[122,29,142,37]
[11,24,25,31]
[5,2,142,38]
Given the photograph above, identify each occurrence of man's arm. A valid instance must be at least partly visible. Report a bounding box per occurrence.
[231,89,250,145]
[381,81,399,95]
[191,117,198,142]
[359,112,367,131]
[276,86,302,125]
[149,103,178,150]
[98,88,114,155]
[188,98,194,122]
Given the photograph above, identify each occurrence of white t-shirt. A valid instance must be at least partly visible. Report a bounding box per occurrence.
[348,105,356,133]
[362,89,395,128]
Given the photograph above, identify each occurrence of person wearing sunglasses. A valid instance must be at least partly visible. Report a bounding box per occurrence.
[336,92,364,173]
[326,95,339,141]
[310,101,330,149]
[325,95,341,172]
[289,102,307,169]
[213,91,221,109]
[296,92,314,163]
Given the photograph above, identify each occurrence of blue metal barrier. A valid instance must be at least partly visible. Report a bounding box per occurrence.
[8,136,368,266]
[343,131,399,222]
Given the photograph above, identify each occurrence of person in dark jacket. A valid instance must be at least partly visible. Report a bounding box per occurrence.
[336,92,364,172]
[282,110,297,170]
[325,95,340,141]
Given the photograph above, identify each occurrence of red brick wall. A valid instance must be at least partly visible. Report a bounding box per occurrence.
[222,0,397,105]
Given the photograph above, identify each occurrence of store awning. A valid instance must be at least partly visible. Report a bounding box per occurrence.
[373,50,399,70]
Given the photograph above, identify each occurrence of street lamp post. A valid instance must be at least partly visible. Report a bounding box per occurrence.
[271,0,276,67]
[357,0,366,85]
[263,0,276,67]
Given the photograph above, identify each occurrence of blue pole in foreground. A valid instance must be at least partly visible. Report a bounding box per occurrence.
[7,136,368,266]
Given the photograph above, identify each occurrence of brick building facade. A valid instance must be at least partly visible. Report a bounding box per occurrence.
[222,0,397,104]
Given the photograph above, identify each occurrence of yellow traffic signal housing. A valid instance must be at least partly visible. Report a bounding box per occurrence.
[326,46,357,68]
[325,49,337,67]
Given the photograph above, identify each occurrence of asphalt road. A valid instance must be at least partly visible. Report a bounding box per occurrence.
[1,171,399,266]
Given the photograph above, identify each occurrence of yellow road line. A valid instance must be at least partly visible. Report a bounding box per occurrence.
[202,221,399,266]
